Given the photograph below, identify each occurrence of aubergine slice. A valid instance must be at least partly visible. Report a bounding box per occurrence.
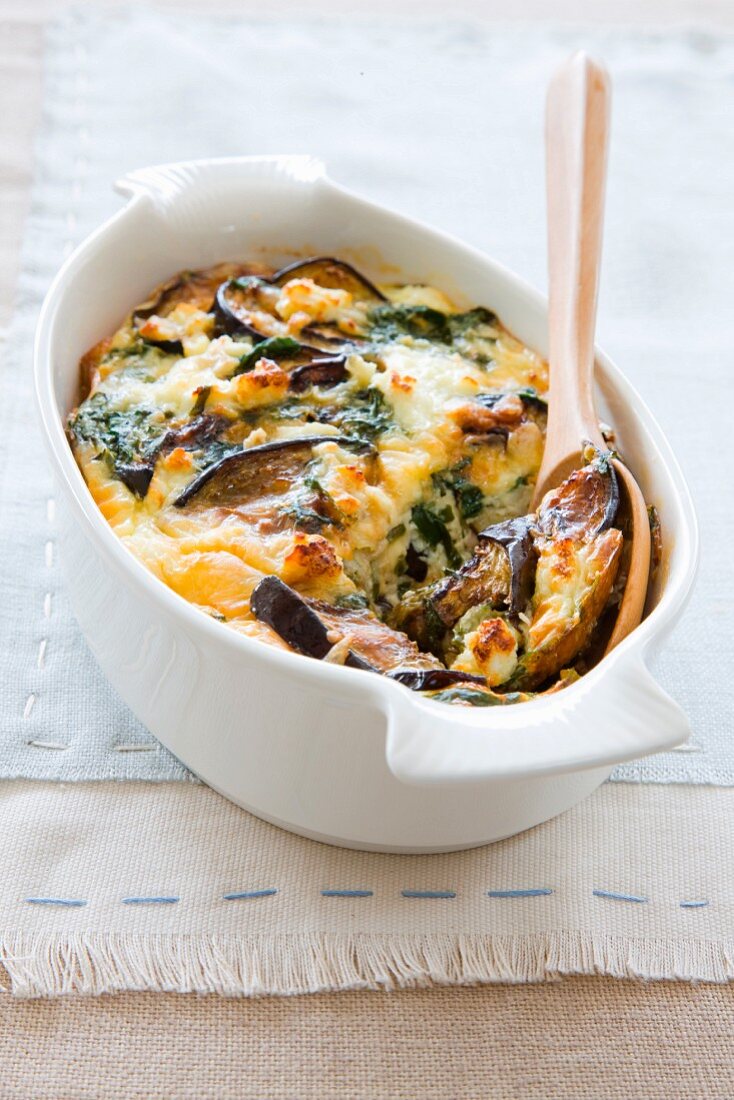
[391,517,536,653]
[429,516,535,629]
[313,600,441,676]
[506,527,624,690]
[152,413,227,458]
[115,462,155,499]
[271,257,387,304]
[431,541,511,629]
[250,577,484,690]
[173,435,334,510]
[134,263,262,321]
[289,357,348,391]
[271,258,387,350]
[117,413,228,500]
[387,585,447,655]
[536,455,619,541]
[213,276,281,339]
[134,263,263,349]
[250,576,372,670]
[477,517,537,615]
[387,668,485,690]
[454,390,547,443]
[234,336,348,390]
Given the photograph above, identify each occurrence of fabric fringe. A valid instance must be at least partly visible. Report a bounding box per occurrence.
[1,932,733,998]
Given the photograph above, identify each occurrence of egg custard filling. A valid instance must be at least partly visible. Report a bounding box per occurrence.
[68,257,630,706]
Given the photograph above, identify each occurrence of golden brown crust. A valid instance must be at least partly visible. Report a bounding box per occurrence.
[471,617,516,663]
[78,336,113,401]
[281,534,342,585]
[513,528,623,689]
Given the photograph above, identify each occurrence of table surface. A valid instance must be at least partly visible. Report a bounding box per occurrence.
[2,3,733,1097]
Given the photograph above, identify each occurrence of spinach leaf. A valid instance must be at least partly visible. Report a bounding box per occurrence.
[428,687,503,707]
[235,336,302,376]
[432,462,485,522]
[368,304,450,342]
[454,480,484,520]
[331,387,393,443]
[411,503,461,568]
[190,386,211,416]
[446,307,497,339]
[70,393,164,467]
[387,523,406,542]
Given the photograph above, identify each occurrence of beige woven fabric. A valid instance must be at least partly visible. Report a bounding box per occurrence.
[1,979,733,1099]
[1,780,733,995]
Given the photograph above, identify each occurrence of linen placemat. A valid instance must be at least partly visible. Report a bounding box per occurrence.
[2,779,734,997]
[2,9,731,784]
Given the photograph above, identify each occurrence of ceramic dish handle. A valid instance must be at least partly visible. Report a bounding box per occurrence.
[383,645,691,785]
[114,155,328,205]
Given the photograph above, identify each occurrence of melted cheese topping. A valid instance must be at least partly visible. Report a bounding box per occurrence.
[69,263,549,659]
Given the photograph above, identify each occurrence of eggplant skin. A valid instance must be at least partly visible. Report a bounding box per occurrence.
[154,413,226,458]
[173,436,332,510]
[250,576,334,659]
[234,336,348,390]
[537,457,619,541]
[476,516,536,615]
[431,539,512,628]
[387,586,446,655]
[250,577,373,670]
[272,257,387,303]
[387,668,485,690]
[213,278,275,340]
[289,357,348,392]
[115,462,154,499]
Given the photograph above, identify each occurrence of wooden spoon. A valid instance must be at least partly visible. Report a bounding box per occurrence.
[531,52,651,653]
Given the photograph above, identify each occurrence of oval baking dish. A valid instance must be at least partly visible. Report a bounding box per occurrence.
[35,156,698,852]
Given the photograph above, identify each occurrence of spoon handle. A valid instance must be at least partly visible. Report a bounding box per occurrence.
[540,53,611,490]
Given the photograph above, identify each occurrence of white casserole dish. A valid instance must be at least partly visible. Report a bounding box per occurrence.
[35,156,698,852]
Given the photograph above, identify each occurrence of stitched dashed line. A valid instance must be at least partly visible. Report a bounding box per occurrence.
[24,512,55,724]
[26,897,87,908]
[402,890,457,899]
[122,896,179,906]
[321,889,373,898]
[488,888,554,898]
[113,744,156,753]
[593,889,648,904]
[26,740,67,751]
[223,889,278,901]
[24,44,89,729]
[19,889,712,909]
